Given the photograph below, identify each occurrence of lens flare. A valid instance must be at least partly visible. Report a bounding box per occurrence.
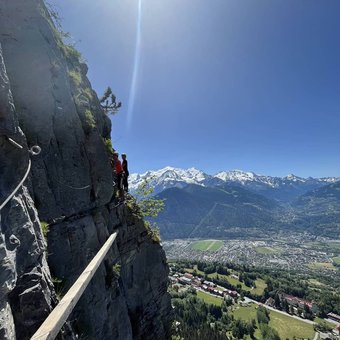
[127,0,142,129]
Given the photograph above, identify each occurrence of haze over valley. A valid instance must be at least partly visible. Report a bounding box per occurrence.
[130,166,340,239]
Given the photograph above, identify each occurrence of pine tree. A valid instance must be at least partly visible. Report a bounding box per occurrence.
[100,87,122,115]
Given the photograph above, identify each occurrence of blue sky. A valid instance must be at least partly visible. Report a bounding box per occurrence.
[49,0,340,177]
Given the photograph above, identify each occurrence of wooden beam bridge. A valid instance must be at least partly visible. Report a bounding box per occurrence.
[31,231,118,340]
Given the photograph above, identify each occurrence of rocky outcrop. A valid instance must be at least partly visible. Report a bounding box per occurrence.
[0,0,172,339]
[48,203,171,339]
[0,43,57,339]
[0,0,112,221]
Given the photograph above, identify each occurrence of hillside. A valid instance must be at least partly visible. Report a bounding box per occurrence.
[132,167,339,240]
[154,184,281,239]
[290,181,340,237]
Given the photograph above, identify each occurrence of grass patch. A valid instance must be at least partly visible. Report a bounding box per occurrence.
[150,228,161,243]
[62,44,82,61]
[232,305,315,340]
[68,70,82,87]
[83,87,93,101]
[102,137,113,154]
[314,317,336,330]
[233,303,257,320]
[191,240,223,252]
[85,109,96,129]
[196,290,222,306]
[307,262,336,270]
[255,246,279,254]
[232,304,261,339]
[269,308,315,339]
[328,241,340,250]
[332,257,340,265]
[41,221,49,240]
[252,278,267,295]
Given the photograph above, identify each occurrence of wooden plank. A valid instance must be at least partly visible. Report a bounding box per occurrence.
[31,231,118,340]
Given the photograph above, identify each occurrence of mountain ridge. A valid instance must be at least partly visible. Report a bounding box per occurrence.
[129,166,339,202]
[152,181,340,240]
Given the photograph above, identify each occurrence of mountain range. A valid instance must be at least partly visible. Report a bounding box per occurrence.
[130,167,340,240]
[130,167,339,202]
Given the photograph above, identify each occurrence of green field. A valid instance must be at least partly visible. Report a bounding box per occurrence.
[314,317,337,329]
[252,278,267,295]
[196,290,222,306]
[191,240,223,252]
[328,241,340,249]
[233,305,315,340]
[307,262,337,270]
[332,257,340,264]
[255,246,279,254]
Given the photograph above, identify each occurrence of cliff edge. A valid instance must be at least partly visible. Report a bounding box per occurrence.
[0,1,172,339]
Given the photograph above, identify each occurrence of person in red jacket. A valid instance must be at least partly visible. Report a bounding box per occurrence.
[111,151,124,201]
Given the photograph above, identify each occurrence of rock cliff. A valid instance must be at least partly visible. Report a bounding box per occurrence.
[0,1,172,339]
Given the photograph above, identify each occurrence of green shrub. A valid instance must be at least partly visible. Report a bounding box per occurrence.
[83,87,93,101]
[103,138,113,154]
[41,221,49,240]
[68,70,82,87]
[112,264,121,278]
[52,277,66,300]
[62,44,82,61]
[85,109,96,129]
[150,227,161,243]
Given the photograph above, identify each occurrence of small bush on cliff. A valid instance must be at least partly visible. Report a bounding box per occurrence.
[62,44,82,61]
[102,137,113,154]
[68,70,82,87]
[83,87,93,101]
[40,3,83,62]
[104,261,121,288]
[112,264,121,278]
[135,178,165,243]
[41,221,49,240]
[85,109,96,130]
[52,277,66,300]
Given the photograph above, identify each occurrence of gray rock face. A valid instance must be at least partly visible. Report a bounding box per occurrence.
[0,43,57,339]
[0,1,172,339]
[48,203,172,339]
[0,0,113,220]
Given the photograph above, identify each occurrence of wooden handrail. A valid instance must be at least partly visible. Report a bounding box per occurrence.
[31,231,118,340]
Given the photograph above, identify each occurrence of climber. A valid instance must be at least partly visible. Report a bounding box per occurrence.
[121,153,129,193]
[111,151,124,202]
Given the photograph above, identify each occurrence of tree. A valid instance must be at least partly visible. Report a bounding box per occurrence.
[100,87,121,115]
[257,306,270,324]
[134,178,165,242]
[260,324,280,340]
[274,293,281,310]
[247,321,255,339]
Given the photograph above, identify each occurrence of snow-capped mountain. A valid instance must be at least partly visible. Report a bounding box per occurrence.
[129,166,214,194]
[129,167,339,201]
[215,170,280,188]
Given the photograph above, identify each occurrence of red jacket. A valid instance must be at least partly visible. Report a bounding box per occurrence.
[113,159,123,174]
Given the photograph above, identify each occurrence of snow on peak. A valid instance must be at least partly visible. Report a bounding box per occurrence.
[129,166,339,193]
[215,170,258,182]
[129,166,209,193]
[282,174,307,183]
